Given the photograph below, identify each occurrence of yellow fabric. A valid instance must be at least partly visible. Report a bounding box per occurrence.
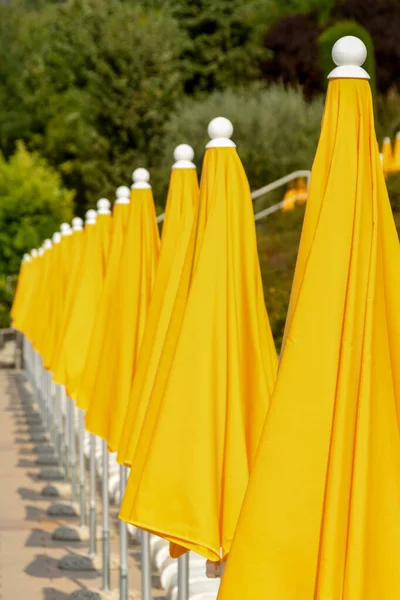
[393,133,400,172]
[52,227,85,385]
[30,247,55,354]
[76,202,129,411]
[13,254,41,337]
[116,168,199,467]
[84,188,159,448]
[11,259,30,328]
[62,213,111,400]
[381,137,394,175]
[218,79,400,600]
[43,233,74,371]
[119,147,278,562]
[282,187,296,211]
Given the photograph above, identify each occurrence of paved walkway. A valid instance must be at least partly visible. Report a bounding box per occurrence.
[0,369,165,600]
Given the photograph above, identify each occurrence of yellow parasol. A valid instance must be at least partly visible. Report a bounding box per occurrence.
[381,135,393,176]
[116,144,199,467]
[281,185,296,211]
[76,186,130,412]
[84,169,160,450]
[119,118,278,562]
[218,36,400,600]
[62,201,112,400]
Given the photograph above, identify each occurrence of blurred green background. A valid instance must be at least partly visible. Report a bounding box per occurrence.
[1,0,400,345]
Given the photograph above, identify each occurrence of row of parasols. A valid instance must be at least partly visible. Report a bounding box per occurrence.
[10,36,400,599]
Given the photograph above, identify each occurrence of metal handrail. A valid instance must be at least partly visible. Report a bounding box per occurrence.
[155,169,311,224]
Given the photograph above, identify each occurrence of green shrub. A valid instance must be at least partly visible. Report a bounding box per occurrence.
[0,141,74,277]
[318,21,376,97]
[153,84,324,208]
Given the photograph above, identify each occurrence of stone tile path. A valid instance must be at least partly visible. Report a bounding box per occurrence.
[0,369,165,600]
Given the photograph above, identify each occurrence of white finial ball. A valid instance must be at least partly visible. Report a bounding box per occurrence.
[60,222,71,234]
[174,144,195,163]
[97,197,111,212]
[86,209,97,220]
[116,186,131,198]
[31,249,38,258]
[43,239,52,250]
[72,217,83,230]
[52,232,61,243]
[332,36,367,68]
[38,248,44,256]
[132,168,150,184]
[383,136,391,144]
[208,117,233,141]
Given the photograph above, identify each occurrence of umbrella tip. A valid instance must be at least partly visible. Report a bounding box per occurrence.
[38,247,44,256]
[85,209,97,224]
[23,253,31,262]
[328,36,369,80]
[132,168,151,190]
[383,136,391,144]
[31,248,38,258]
[43,239,52,250]
[97,198,111,214]
[173,144,196,169]
[206,117,236,148]
[115,186,131,204]
[52,232,62,244]
[72,217,83,231]
[60,222,72,236]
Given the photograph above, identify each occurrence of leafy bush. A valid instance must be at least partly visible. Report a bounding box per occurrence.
[318,21,376,96]
[0,141,74,277]
[332,0,400,95]
[260,12,324,100]
[154,84,324,206]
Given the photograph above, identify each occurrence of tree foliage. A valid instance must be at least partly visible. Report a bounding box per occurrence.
[0,141,74,276]
[0,0,184,213]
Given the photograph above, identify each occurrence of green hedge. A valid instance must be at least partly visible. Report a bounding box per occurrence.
[318,21,376,98]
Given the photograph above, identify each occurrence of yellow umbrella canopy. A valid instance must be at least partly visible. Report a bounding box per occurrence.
[11,253,32,329]
[84,169,160,449]
[11,252,36,334]
[43,223,74,372]
[381,135,394,176]
[281,185,296,211]
[30,239,55,354]
[218,36,400,600]
[76,186,130,412]
[52,217,85,385]
[392,131,400,172]
[119,118,278,562]
[62,201,112,399]
[116,145,199,467]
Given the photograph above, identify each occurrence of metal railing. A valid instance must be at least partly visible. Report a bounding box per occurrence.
[155,169,311,224]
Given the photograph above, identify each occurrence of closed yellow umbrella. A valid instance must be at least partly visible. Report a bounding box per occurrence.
[84,169,160,450]
[62,201,112,400]
[11,253,32,328]
[116,145,199,467]
[44,223,74,372]
[281,185,296,211]
[381,135,393,176]
[29,239,55,354]
[76,186,130,412]
[52,217,85,385]
[392,131,400,172]
[119,118,278,562]
[218,36,400,600]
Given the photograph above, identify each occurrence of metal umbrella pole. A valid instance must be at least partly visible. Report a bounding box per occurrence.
[55,384,64,466]
[78,409,87,527]
[119,465,128,600]
[60,385,70,480]
[101,439,111,592]
[89,433,97,557]
[68,396,77,502]
[141,530,152,600]
[178,553,190,600]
